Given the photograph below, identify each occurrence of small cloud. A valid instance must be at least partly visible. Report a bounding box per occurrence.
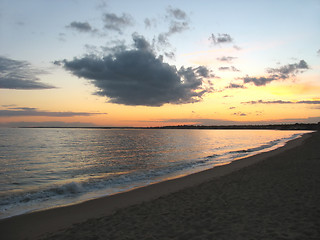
[233,112,247,117]
[233,45,241,50]
[66,21,96,33]
[156,7,190,50]
[166,6,188,20]
[144,18,157,29]
[242,76,275,86]
[317,49,320,56]
[58,33,66,42]
[0,56,55,90]
[229,107,236,109]
[209,33,233,45]
[227,83,246,89]
[103,12,134,34]
[219,66,240,72]
[216,56,237,63]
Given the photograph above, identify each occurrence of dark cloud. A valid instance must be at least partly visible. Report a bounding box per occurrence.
[209,33,233,45]
[241,60,309,86]
[227,83,246,89]
[219,66,240,72]
[66,21,95,33]
[242,99,320,104]
[317,49,320,56]
[216,56,237,63]
[0,56,55,89]
[0,107,106,117]
[56,35,211,107]
[103,13,133,33]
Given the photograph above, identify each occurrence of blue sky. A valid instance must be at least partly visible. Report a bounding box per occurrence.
[1,0,319,127]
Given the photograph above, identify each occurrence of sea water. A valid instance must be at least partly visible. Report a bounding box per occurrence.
[0,128,310,219]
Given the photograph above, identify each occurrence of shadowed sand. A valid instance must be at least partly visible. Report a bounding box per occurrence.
[1,131,319,239]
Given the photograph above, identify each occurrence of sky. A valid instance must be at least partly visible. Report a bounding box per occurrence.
[1,0,320,127]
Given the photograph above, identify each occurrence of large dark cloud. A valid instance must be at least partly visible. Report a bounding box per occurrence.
[209,33,233,45]
[0,107,106,117]
[56,35,211,107]
[103,13,133,33]
[0,56,55,89]
[241,60,309,86]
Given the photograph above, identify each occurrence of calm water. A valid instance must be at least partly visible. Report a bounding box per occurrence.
[0,128,310,219]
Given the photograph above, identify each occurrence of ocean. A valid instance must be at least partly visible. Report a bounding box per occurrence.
[0,128,310,219]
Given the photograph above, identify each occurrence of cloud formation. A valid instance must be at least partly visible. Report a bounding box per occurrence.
[0,107,106,117]
[103,13,133,33]
[57,35,211,107]
[241,60,309,86]
[0,56,55,89]
[209,33,233,45]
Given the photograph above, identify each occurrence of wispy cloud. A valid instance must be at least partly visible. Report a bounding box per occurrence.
[0,56,55,89]
[0,107,106,117]
[242,99,320,104]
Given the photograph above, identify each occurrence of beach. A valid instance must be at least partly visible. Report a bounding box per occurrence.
[1,131,319,239]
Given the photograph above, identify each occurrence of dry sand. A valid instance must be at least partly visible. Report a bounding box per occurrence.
[1,131,319,240]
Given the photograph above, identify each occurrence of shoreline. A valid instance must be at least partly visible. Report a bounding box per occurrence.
[0,131,317,239]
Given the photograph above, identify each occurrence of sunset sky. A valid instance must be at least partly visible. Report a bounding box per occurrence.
[1,0,320,127]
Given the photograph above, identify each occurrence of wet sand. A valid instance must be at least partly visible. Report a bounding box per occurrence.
[1,131,319,239]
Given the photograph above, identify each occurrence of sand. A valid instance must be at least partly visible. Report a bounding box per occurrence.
[1,131,319,240]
